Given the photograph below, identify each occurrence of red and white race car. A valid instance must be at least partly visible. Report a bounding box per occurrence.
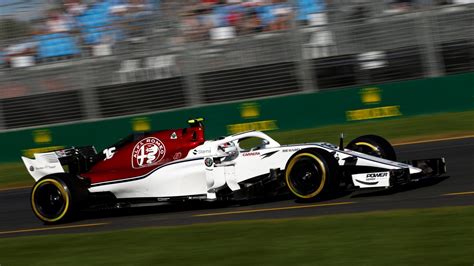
[22,118,446,223]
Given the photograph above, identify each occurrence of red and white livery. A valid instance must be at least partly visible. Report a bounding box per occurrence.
[22,118,447,224]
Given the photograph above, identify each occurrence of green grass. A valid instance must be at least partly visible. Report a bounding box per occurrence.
[1,111,473,189]
[0,206,473,265]
[269,110,474,145]
[0,163,32,189]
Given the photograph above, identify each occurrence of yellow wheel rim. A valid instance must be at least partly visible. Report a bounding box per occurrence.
[354,141,382,157]
[285,153,327,199]
[355,142,379,152]
[31,178,70,223]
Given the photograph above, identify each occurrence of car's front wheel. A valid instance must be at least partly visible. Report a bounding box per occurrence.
[346,135,397,161]
[285,149,339,200]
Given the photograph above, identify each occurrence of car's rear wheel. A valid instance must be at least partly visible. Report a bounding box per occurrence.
[31,174,88,224]
[285,149,339,200]
[346,135,397,161]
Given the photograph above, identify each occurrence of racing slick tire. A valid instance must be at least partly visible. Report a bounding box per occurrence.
[346,135,397,161]
[31,174,88,224]
[285,148,339,201]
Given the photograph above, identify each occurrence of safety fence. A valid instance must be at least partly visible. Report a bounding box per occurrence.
[0,2,473,130]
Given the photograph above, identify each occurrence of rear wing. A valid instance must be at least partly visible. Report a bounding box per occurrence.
[22,152,65,181]
[21,146,98,181]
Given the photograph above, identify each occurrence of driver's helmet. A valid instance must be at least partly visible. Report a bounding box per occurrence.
[217,141,239,161]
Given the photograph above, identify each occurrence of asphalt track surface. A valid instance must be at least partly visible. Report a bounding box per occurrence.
[0,137,472,238]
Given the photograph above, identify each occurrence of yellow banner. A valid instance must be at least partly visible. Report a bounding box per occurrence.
[227,120,278,134]
[346,106,402,121]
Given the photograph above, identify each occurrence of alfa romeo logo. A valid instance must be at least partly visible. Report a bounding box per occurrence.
[132,137,166,169]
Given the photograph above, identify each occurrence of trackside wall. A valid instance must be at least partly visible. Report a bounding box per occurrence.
[0,73,472,163]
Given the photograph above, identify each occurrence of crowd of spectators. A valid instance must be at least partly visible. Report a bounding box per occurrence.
[1,0,328,66]
[1,0,157,68]
[179,0,326,41]
[1,0,472,68]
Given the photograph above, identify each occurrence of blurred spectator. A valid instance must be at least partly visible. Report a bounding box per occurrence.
[181,0,300,41]
[0,0,164,66]
[4,40,37,67]
[121,0,154,41]
[35,9,79,61]
[226,6,243,29]
[181,8,212,41]
[77,1,114,46]
[266,0,293,31]
[63,0,157,53]
[45,9,72,34]
[390,0,413,12]
[297,0,325,25]
[241,8,264,33]
[64,0,87,16]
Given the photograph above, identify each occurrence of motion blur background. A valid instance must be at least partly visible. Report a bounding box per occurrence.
[0,2,473,262]
[0,0,472,130]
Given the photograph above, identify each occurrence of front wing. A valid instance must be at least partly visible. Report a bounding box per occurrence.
[350,158,446,189]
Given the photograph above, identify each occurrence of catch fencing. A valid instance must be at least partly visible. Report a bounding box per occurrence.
[0,2,472,130]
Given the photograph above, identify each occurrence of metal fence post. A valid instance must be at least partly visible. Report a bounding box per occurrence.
[0,101,5,130]
[292,29,318,92]
[417,8,444,78]
[290,0,318,92]
[80,64,101,120]
[80,87,101,120]
[181,43,203,106]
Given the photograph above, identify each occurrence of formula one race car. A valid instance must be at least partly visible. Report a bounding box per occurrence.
[22,118,446,223]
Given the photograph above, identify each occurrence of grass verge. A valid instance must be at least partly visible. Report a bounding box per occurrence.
[269,110,474,144]
[0,206,473,265]
[1,111,472,189]
[0,163,33,189]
